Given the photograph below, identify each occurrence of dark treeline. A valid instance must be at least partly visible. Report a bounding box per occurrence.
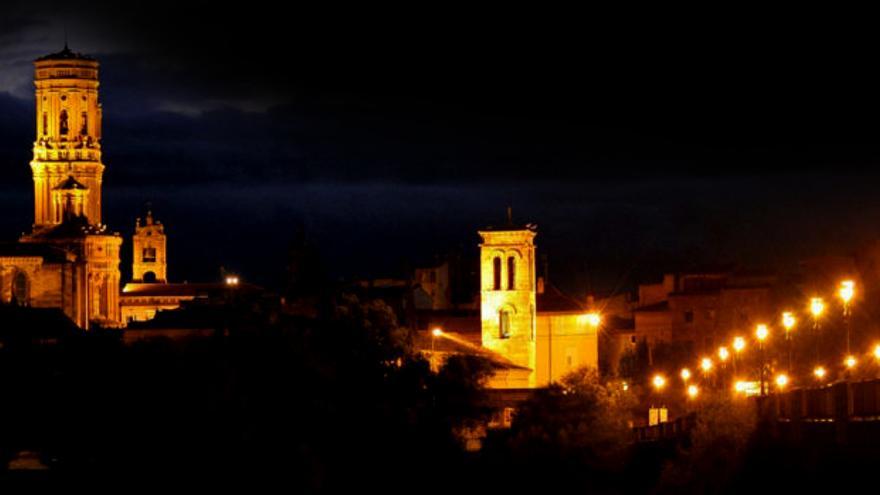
[3,293,880,492]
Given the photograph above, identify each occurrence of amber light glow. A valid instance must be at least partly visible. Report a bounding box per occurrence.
[431,327,443,337]
[652,374,666,390]
[680,368,691,382]
[839,280,855,305]
[775,374,789,389]
[700,357,713,373]
[733,336,746,353]
[687,385,699,399]
[810,297,825,318]
[782,312,796,332]
[845,355,857,369]
[874,345,880,360]
[718,346,730,362]
[755,324,769,341]
[584,312,602,327]
[814,366,827,379]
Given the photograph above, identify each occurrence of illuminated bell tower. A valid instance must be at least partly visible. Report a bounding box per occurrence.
[30,44,104,230]
[479,223,538,387]
[132,210,167,283]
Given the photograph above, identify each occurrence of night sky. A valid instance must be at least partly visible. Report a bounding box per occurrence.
[2,4,880,295]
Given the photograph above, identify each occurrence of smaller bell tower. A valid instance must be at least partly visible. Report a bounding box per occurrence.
[479,221,538,387]
[132,210,167,283]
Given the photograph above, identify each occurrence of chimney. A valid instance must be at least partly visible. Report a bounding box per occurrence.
[537,276,545,294]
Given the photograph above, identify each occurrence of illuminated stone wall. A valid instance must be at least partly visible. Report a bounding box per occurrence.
[535,313,599,386]
[479,228,537,388]
[31,52,104,229]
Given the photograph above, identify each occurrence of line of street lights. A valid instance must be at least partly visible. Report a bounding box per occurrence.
[650,279,865,399]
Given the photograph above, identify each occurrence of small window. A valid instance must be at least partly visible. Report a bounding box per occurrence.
[507,256,516,290]
[499,310,511,339]
[42,112,48,135]
[493,257,502,290]
[143,247,157,262]
[80,111,88,135]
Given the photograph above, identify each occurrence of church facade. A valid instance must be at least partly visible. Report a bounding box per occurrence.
[0,45,122,329]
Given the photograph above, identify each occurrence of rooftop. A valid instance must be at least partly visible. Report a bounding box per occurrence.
[35,44,95,62]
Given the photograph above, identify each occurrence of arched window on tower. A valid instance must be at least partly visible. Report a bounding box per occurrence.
[499,309,511,339]
[42,112,48,136]
[143,247,157,262]
[81,111,88,135]
[12,272,28,306]
[507,256,516,290]
[59,110,68,135]
[493,257,502,290]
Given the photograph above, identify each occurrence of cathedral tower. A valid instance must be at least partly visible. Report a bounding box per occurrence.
[132,210,167,283]
[30,44,104,229]
[479,223,538,387]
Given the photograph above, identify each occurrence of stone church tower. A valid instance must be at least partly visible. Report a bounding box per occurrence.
[479,223,538,387]
[132,210,167,283]
[30,45,104,228]
[14,44,122,328]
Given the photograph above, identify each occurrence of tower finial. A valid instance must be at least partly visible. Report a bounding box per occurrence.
[507,205,512,225]
[63,21,68,50]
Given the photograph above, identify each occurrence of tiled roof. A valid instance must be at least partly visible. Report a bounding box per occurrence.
[537,283,585,313]
[0,242,73,263]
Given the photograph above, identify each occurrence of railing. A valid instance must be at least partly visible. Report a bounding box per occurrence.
[771,379,880,445]
[633,413,697,443]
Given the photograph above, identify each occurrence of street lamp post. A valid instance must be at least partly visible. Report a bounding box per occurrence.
[782,312,796,374]
[839,280,855,357]
[733,336,746,377]
[810,297,825,365]
[756,324,769,396]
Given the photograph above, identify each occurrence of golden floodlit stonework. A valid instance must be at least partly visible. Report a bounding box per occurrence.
[0,45,122,329]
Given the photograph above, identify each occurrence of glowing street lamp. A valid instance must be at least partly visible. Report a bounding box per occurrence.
[775,373,789,388]
[874,344,880,361]
[687,384,699,399]
[718,346,730,362]
[652,374,666,391]
[700,357,713,373]
[845,355,857,369]
[585,312,602,328]
[813,366,827,381]
[680,368,692,382]
[755,324,769,342]
[224,275,240,286]
[734,380,748,394]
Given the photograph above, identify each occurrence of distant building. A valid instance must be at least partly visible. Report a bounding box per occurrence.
[415,222,599,389]
[630,269,777,353]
